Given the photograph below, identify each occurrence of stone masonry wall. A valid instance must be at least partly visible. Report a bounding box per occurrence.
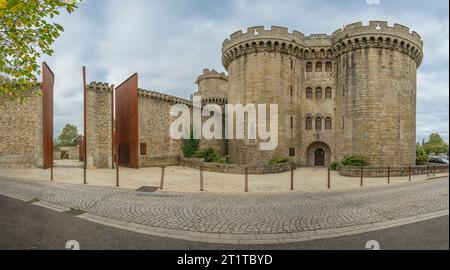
[332,21,422,166]
[0,90,43,168]
[138,89,189,167]
[86,83,112,168]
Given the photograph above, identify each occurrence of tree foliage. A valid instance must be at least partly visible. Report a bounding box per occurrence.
[416,144,429,164]
[269,157,290,165]
[422,133,449,155]
[341,154,368,167]
[181,131,199,158]
[55,123,81,148]
[0,0,80,102]
[194,147,226,163]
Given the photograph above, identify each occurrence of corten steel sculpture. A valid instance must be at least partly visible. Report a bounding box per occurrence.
[111,84,115,169]
[115,73,139,168]
[42,62,54,169]
[83,66,87,184]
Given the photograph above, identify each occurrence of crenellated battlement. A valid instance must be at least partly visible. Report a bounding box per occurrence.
[222,26,305,52]
[332,21,423,49]
[87,81,111,92]
[196,68,228,84]
[138,88,192,106]
[87,81,191,105]
[331,21,423,66]
[221,26,335,69]
[221,22,424,68]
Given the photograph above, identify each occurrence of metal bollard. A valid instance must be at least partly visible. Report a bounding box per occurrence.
[116,162,119,187]
[83,165,87,185]
[51,167,53,181]
[360,167,363,187]
[408,165,411,182]
[245,167,249,192]
[327,166,331,189]
[433,165,436,177]
[290,164,294,191]
[426,166,429,177]
[160,166,165,189]
[200,166,204,192]
[387,166,390,184]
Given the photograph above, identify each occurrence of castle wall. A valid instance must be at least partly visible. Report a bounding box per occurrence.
[138,90,187,167]
[86,83,112,168]
[0,91,43,168]
[222,22,422,167]
[194,69,229,156]
[332,21,422,166]
[76,21,423,170]
[226,49,301,165]
[299,59,337,166]
[335,48,417,166]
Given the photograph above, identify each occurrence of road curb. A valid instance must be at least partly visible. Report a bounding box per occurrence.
[0,191,32,202]
[32,201,71,212]
[75,209,449,245]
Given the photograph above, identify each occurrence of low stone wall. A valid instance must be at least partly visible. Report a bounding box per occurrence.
[339,165,449,177]
[140,155,180,167]
[180,157,293,174]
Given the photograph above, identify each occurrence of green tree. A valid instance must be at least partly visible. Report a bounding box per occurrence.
[55,123,81,148]
[423,133,449,155]
[341,154,368,167]
[181,131,199,158]
[0,0,80,102]
[416,144,428,164]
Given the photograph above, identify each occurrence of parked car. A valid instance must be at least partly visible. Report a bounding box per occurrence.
[428,156,449,164]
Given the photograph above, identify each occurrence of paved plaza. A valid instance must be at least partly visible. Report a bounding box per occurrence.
[0,175,448,243]
[0,162,447,193]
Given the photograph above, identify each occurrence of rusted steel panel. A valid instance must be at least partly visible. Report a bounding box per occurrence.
[79,136,85,162]
[115,73,139,168]
[42,62,54,169]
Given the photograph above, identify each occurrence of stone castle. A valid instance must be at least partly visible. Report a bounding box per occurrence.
[0,21,423,169]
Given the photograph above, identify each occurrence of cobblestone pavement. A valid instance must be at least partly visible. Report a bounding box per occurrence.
[0,177,448,235]
[0,166,447,193]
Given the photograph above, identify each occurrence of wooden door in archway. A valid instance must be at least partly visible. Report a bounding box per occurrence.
[314,148,325,166]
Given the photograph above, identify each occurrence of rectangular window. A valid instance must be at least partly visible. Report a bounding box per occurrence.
[290,116,293,129]
[140,143,147,155]
[290,86,293,97]
[289,148,295,157]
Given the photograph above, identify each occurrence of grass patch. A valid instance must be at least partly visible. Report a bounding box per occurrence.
[28,198,40,203]
[63,208,86,216]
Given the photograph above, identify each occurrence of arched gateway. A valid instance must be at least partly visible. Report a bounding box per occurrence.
[306,142,331,167]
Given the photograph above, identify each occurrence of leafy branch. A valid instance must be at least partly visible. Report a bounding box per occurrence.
[0,0,80,102]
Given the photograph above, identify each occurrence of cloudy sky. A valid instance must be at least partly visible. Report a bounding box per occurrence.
[42,0,449,142]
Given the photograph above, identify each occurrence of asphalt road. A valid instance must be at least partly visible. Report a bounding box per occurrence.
[0,194,447,250]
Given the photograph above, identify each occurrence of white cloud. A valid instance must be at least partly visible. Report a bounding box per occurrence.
[366,0,381,5]
[40,0,448,143]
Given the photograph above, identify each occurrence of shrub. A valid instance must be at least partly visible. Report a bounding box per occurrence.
[416,145,429,164]
[194,147,227,163]
[181,131,199,158]
[330,161,339,170]
[341,155,368,167]
[269,157,290,165]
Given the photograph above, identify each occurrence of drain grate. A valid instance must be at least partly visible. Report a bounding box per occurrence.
[136,186,159,193]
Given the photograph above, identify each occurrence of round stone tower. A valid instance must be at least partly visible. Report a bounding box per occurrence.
[331,21,423,166]
[193,68,228,105]
[193,69,228,155]
[222,26,305,165]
